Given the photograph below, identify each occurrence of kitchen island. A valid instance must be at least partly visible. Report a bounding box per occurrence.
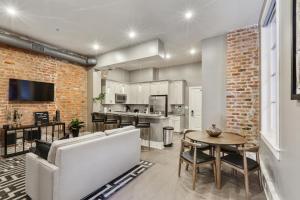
[99,111,170,149]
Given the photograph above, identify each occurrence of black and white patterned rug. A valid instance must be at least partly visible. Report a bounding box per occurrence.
[82,160,153,200]
[0,156,27,200]
[0,156,153,200]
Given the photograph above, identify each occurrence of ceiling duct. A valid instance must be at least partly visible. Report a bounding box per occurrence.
[0,30,97,67]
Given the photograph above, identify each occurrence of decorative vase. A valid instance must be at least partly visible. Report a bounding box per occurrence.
[206,124,222,137]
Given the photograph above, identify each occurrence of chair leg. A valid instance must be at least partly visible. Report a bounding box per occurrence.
[258,169,263,190]
[185,164,189,171]
[148,128,151,151]
[192,164,197,190]
[178,159,182,177]
[244,173,250,200]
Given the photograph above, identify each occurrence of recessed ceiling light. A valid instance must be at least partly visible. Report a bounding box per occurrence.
[165,53,171,59]
[5,6,18,17]
[189,48,196,55]
[184,10,194,20]
[92,43,100,50]
[128,31,137,39]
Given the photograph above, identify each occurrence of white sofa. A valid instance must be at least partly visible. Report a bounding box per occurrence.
[25,126,140,200]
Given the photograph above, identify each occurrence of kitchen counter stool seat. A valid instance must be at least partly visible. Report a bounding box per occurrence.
[104,119,118,130]
[135,122,151,150]
[91,113,105,132]
[120,121,133,127]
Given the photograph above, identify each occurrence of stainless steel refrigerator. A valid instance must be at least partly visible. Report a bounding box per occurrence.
[149,95,168,117]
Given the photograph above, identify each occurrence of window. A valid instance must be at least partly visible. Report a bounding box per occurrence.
[261,0,280,159]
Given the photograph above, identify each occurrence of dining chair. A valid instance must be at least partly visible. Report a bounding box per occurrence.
[178,139,216,190]
[221,142,262,199]
[220,129,246,156]
[183,129,214,171]
[183,129,212,152]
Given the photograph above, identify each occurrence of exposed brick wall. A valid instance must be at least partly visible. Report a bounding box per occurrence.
[226,25,260,137]
[0,44,87,128]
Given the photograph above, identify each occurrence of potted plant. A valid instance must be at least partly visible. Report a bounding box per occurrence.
[93,92,105,111]
[68,118,84,137]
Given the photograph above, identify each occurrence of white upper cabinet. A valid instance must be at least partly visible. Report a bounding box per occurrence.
[128,84,138,104]
[140,83,150,104]
[150,81,169,95]
[104,80,115,104]
[103,80,129,104]
[128,83,150,104]
[102,80,184,105]
[169,81,185,105]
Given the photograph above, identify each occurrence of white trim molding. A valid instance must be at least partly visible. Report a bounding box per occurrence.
[260,160,281,200]
[261,133,281,160]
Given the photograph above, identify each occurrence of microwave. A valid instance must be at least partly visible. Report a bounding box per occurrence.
[115,94,127,103]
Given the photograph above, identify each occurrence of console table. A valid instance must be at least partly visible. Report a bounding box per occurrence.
[1,122,66,158]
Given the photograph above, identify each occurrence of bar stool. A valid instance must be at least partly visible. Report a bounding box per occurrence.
[118,115,133,128]
[104,114,118,130]
[91,112,105,132]
[135,116,151,150]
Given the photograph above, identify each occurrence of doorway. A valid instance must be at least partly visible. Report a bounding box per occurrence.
[189,87,202,130]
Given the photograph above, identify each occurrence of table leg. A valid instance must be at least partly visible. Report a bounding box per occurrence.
[215,145,222,189]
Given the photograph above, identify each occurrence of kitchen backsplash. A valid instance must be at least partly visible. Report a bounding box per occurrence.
[171,105,185,115]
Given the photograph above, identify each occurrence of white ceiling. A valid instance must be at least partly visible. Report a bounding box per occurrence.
[0,0,263,69]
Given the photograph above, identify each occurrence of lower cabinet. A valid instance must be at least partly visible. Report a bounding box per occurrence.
[169,116,184,133]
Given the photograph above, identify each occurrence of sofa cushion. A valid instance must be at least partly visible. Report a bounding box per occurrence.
[47,132,105,164]
[105,126,135,136]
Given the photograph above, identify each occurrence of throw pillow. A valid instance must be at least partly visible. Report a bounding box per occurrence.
[34,140,51,160]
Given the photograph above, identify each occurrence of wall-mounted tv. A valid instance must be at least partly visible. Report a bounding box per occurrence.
[9,79,54,102]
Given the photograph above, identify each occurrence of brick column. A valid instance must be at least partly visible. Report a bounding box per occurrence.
[226,25,260,138]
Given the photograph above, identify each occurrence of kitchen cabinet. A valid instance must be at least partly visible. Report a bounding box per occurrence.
[116,83,128,95]
[169,115,184,133]
[104,80,115,104]
[128,84,138,104]
[140,83,150,104]
[102,80,129,104]
[102,79,184,105]
[169,81,185,105]
[128,83,150,104]
[150,81,169,95]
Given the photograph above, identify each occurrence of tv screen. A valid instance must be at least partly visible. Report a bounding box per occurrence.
[9,79,54,101]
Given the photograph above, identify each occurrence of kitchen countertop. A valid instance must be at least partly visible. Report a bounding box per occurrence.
[99,111,169,119]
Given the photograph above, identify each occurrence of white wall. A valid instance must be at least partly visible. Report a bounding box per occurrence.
[260,0,300,199]
[107,68,130,82]
[158,62,201,86]
[201,35,227,129]
[129,68,154,82]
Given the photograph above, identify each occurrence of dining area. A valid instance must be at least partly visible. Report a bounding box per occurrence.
[178,126,262,199]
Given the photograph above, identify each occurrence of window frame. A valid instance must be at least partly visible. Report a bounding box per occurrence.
[260,0,280,160]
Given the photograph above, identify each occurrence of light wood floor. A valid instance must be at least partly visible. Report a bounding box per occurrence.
[110,134,267,200]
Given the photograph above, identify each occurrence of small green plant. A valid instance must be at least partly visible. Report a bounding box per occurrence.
[68,118,84,137]
[93,92,105,104]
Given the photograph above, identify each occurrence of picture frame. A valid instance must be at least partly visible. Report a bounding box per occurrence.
[292,0,300,100]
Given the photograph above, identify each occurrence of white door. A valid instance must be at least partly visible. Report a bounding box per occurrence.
[189,87,202,130]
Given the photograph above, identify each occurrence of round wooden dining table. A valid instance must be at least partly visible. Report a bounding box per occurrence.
[186,131,246,189]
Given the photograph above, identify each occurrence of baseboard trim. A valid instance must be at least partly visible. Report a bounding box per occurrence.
[260,160,281,200]
[141,140,164,150]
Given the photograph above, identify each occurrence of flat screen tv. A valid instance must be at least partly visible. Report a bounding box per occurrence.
[9,79,54,102]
